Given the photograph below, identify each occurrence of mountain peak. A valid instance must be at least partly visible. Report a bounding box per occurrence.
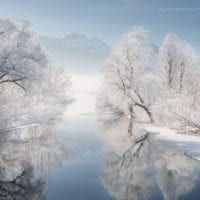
[61,31,83,38]
[61,32,93,40]
[40,32,111,73]
[56,31,111,51]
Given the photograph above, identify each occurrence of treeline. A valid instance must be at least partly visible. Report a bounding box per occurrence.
[98,26,200,133]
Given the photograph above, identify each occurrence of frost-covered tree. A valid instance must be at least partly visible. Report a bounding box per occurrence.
[0,18,48,92]
[39,66,72,104]
[159,33,198,93]
[0,17,72,128]
[99,27,200,132]
[156,33,200,131]
[100,27,155,123]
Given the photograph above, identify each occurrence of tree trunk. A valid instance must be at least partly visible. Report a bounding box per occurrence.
[135,102,154,123]
[128,104,134,136]
[128,118,133,136]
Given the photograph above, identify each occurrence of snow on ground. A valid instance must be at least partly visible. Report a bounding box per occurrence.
[139,123,200,160]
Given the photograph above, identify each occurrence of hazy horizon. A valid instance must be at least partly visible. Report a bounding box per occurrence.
[0,0,200,51]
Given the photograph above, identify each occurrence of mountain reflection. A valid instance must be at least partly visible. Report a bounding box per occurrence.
[0,124,68,200]
[98,114,200,200]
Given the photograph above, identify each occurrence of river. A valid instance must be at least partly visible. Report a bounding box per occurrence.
[1,94,200,200]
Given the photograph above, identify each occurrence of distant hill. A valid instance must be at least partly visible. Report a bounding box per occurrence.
[40,32,111,74]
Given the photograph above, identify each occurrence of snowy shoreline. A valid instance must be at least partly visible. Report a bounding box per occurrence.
[140,123,200,161]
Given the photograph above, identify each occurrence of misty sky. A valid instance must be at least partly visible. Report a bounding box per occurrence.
[0,0,199,50]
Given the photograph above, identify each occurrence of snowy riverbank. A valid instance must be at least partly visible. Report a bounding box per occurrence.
[139,123,200,160]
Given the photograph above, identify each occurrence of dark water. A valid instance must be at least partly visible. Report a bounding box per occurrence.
[1,94,200,200]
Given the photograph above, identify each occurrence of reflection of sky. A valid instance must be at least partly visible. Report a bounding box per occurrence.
[45,93,111,200]
[0,0,199,51]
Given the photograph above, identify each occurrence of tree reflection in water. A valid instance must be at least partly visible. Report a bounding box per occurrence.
[0,124,68,200]
[0,165,45,200]
[98,114,200,200]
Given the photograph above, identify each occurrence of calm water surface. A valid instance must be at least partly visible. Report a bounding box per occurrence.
[1,94,200,200]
